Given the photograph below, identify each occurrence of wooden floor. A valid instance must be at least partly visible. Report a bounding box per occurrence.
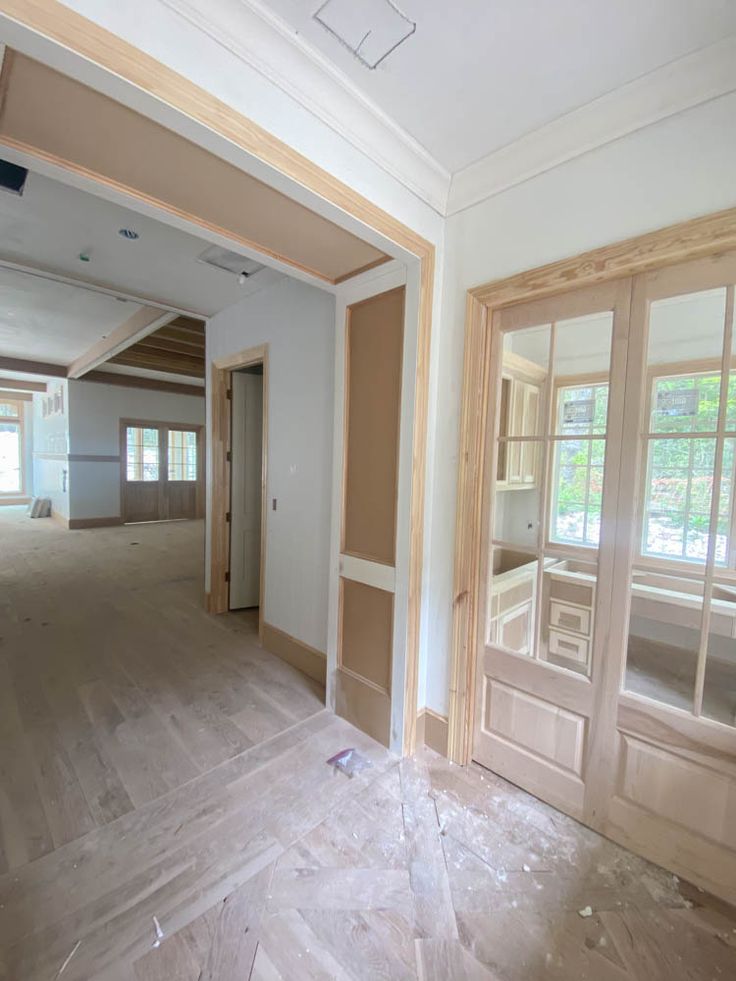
[1,510,735,979]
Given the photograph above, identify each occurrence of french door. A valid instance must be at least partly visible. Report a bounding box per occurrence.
[474,253,736,903]
[121,420,203,523]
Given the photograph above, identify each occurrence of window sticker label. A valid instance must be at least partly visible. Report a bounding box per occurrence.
[656,388,700,417]
[563,399,595,424]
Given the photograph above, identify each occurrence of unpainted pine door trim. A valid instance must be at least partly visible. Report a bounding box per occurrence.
[448,205,736,766]
[208,344,268,645]
[3,0,433,756]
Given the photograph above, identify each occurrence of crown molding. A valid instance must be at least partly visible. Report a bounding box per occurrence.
[447,34,736,216]
[159,0,450,214]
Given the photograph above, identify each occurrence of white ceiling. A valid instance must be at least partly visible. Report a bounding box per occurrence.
[0,170,270,318]
[262,0,736,173]
[0,267,143,364]
[0,168,287,368]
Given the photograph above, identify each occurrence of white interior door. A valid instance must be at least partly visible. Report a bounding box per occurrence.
[229,370,263,610]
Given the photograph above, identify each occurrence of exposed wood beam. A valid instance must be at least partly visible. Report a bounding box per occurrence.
[82,370,204,397]
[136,334,205,356]
[109,346,205,377]
[0,256,208,318]
[0,389,32,401]
[67,307,176,379]
[0,376,46,392]
[0,356,66,377]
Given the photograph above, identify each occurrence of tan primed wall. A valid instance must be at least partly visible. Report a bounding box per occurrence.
[0,51,389,285]
[342,286,405,565]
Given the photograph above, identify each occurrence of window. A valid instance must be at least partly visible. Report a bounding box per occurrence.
[168,429,197,481]
[0,399,23,494]
[550,382,609,547]
[642,370,736,565]
[125,426,159,481]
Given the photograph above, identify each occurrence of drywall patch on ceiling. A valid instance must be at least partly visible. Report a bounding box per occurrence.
[157,0,449,213]
[314,0,415,70]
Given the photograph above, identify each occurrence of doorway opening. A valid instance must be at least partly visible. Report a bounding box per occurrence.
[228,362,265,620]
[207,343,268,634]
[121,419,204,523]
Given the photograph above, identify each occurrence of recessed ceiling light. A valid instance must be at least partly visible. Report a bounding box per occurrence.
[118,228,140,240]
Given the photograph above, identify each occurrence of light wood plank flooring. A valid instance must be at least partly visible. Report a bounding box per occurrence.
[1,509,735,979]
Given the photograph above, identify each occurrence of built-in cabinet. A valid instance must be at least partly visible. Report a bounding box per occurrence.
[542,560,596,674]
[496,351,545,489]
[488,551,537,655]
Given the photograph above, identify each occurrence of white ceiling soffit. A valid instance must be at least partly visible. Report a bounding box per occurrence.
[161,0,736,217]
[448,33,736,215]
[159,0,450,213]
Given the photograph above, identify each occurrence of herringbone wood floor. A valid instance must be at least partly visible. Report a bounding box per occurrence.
[0,510,734,979]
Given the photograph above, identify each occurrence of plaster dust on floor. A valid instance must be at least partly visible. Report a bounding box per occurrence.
[0,509,734,978]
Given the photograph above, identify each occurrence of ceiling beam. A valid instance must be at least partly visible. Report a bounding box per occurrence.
[82,370,204,397]
[67,307,177,379]
[0,376,47,392]
[109,346,205,377]
[135,335,205,357]
[0,356,66,377]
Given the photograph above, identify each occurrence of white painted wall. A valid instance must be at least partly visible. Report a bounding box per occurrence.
[422,93,736,715]
[32,381,70,518]
[66,380,204,520]
[206,276,335,653]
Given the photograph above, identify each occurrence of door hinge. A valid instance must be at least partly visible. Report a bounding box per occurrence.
[226,388,232,400]
[225,570,230,583]
[225,511,231,523]
[226,450,232,463]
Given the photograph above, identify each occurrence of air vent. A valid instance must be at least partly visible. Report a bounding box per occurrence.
[0,159,28,196]
[197,245,265,279]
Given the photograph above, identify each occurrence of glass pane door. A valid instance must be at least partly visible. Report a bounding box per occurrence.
[167,429,198,481]
[490,308,616,679]
[624,283,736,727]
[125,426,160,482]
[0,405,22,493]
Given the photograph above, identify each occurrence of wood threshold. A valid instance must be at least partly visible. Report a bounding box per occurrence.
[0,0,433,757]
[448,206,736,766]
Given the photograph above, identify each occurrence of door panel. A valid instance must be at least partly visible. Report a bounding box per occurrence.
[474,279,630,823]
[603,258,736,901]
[229,372,263,610]
[473,252,736,905]
[123,425,162,522]
[122,422,201,523]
